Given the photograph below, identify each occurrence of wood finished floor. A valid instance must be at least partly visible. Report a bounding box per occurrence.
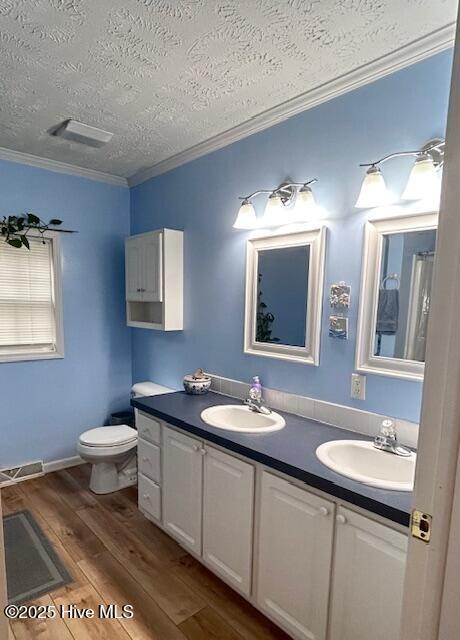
[3,465,290,640]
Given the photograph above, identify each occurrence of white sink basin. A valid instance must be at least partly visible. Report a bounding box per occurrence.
[316,440,416,491]
[201,404,285,433]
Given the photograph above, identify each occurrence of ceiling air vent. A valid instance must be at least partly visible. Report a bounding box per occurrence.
[52,119,113,148]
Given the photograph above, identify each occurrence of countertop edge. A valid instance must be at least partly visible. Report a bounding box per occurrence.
[132,398,411,528]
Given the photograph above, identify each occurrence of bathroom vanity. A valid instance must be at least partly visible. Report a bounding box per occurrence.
[132,391,410,640]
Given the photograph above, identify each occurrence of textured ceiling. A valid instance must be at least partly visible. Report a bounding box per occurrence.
[0,0,457,180]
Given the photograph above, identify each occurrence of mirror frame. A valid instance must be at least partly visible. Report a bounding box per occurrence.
[244,226,326,365]
[355,210,438,381]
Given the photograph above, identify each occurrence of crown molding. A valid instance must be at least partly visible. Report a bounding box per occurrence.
[129,23,456,187]
[0,146,128,187]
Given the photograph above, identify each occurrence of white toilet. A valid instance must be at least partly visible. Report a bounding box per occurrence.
[78,381,174,494]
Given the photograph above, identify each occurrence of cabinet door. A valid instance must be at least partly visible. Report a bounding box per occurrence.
[257,472,334,640]
[125,237,143,301]
[142,232,163,302]
[329,507,408,640]
[203,446,254,596]
[162,426,202,554]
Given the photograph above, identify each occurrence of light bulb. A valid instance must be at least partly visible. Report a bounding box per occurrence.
[291,185,316,221]
[262,192,284,226]
[233,200,257,229]
[402,154,440,201]
[355,166,389,208]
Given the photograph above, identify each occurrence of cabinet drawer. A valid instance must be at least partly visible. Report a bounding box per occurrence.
[138,474,161,521]
[138,439,161,483]
[136,410,161,444]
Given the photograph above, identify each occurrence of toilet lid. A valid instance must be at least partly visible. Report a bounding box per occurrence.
[79,425,137,447]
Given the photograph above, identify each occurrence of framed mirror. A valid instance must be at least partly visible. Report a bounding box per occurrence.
[244,227,326,365]
[356,211,438,380]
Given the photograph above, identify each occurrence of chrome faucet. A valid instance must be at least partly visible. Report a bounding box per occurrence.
[244,376,272,415]
[373,419,412,457]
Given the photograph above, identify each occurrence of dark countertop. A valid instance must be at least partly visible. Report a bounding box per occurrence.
[132,391,412,527]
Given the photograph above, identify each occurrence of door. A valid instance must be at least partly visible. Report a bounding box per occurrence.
[125,236,143,301]
[0,491,8,639]
[256,472,334,640]
[329,507,407,640]
[142,231,163,302]
[162,426,203,554]
[202,446,254,596]
[400,12,460,639]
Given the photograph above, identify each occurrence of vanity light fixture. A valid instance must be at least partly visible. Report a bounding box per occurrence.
[355,165,388,209]
[233,179,318,229]
[291,183,317,222]
[355,138,444,208]
[401,153,439,201]
[233,199,257,229]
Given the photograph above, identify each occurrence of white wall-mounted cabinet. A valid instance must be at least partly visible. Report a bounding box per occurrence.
[137,414,408,640]
[328,506,408,640]
[256,472,334,640]
[125,228,183,330]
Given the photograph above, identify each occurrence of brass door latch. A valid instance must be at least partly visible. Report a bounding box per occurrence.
[411,509,432,543]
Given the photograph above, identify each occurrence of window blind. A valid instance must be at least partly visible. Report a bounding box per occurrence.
[0,237,57,355]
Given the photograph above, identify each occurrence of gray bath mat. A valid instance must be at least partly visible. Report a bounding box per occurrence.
[3,510,72,604]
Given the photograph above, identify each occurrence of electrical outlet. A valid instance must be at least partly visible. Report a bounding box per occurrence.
[351,373,366,400]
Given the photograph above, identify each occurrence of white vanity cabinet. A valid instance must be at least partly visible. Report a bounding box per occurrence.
[328,506,408,640]
[137,415,409,640]
[202,445,254,595]
[162,426,203,554]
[256,471,335,640]
[125,228,183,330]
[161,425,255,594]
[137,410,163,522]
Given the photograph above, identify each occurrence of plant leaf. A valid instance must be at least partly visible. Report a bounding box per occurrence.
[27,213,40,225]
[7,238,22,248]
[49,219,62,225]
[20,235,30,249]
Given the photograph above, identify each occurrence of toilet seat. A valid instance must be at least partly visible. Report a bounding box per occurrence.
[79,425,137,448]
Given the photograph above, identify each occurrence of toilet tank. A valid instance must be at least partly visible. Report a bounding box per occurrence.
[131,381,175,398]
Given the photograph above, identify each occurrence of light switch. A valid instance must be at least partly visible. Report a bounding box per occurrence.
[351,373,366,400]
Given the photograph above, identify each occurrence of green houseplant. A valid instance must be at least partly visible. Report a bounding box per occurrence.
[0,213,74,249]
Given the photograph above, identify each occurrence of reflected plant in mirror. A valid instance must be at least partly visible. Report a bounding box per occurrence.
[255,246,310,347]
[256,273,279,343]
[375,229,436,363]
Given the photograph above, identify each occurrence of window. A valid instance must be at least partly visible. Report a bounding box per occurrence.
[0,234,63,362]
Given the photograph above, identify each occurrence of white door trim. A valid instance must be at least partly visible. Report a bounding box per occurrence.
[0,492,8,638]
[400,9,460,638]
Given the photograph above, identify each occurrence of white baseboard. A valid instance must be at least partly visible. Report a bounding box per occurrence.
[43,455,84,474]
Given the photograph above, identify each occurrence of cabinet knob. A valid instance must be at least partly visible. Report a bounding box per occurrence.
[143,494,150,500]
[192,444,200,452]
[137,288,141,292]
[336,514,347,525]
[318,506,329,517]
[199,447,207,455]
[142,457,149,462]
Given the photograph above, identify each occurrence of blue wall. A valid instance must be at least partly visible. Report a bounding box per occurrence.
[0,162,132,467]
[130,50,453,423]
